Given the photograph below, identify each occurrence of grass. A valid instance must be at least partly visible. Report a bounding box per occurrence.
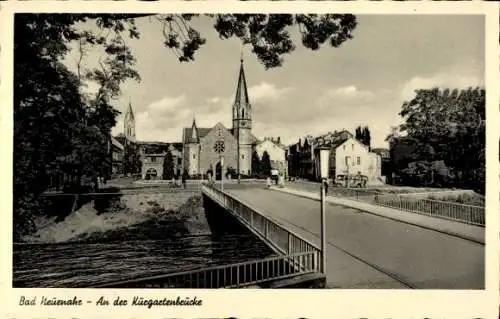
[427,193,485,206]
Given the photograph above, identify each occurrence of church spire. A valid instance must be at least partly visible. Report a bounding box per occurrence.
[191,117,198,140]
[126,101,134,120]
[234,57,250,107]
[124,101,136,142]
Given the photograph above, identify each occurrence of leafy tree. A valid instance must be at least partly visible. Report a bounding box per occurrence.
[261,151,272,175]
[123,141,142,176]
[162,150,175,180]
[355,125,371,150]
[251,150,261,176]
[392,87,485,192]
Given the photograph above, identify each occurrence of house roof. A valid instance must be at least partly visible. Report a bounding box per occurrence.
[372,148,389,154]
[337,137,369,151]
[257,138,287,150]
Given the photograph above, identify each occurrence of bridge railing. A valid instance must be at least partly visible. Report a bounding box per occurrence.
[202,184,321,266]
[94,251,317,288]
[329,188,485,226]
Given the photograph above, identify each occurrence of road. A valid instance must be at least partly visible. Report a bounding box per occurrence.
[222,183,484,289]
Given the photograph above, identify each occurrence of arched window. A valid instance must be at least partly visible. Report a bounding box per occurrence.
[242,109,245,118]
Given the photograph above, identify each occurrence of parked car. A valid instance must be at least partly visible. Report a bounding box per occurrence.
[334,174,368,188]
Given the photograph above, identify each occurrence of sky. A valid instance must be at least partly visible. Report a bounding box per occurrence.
[65,14,485,149]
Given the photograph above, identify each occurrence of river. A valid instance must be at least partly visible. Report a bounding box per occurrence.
[13,191,276,288]
[13,233,275,288]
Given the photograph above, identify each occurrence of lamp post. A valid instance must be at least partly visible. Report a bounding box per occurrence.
[315,146,330,274]
[220,156,224,192]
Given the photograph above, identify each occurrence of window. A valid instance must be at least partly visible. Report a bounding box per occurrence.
[351,144,354,150]
[178,158,182,165]
[151,157,156,163]
[193,154,196,159]
[343,145,346,150]
[357,156,361,166]
[242,154,245,159]
[242,109,245,118]
[345,156,350,166]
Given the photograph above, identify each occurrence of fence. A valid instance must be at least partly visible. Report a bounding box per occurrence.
[95,251,317,288]
[202,184,321,257]
[329,188,485,227]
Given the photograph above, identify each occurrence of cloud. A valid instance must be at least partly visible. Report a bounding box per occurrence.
[112,61,484,150]
[400,66,484,101]
[316,85,376,110]
[112,93,235,142]
[249,82,294,102]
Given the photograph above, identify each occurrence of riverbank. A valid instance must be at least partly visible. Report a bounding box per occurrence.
[21,191,210,244]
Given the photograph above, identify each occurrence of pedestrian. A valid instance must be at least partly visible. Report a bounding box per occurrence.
[324,178,329,195]
[266,176,271,188]
[182,170,188,189]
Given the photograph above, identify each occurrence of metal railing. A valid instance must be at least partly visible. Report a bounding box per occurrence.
[329,188,485,227]
[95,251,317,288]
[202,184,321,257]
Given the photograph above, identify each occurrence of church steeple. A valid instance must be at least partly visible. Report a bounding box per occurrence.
[124,102,136,142]
[234,58,250,109]
[191,117,198,141]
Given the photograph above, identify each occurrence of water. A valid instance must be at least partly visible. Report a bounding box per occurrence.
[13,233,274,288]
[13,191,276,288]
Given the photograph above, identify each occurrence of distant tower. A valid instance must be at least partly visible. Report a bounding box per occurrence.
[186,117,200,175]
[232,57,252,176]
[124,102,136,142]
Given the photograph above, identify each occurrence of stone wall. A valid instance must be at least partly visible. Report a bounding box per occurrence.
[120,190,200,212]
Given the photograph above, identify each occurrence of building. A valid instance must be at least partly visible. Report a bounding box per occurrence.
[139,143,183,180]
[372,148,390,160]
[111,137,124,175]
[289,130,383,184]
[255,137,288,176]
[331,137,382,183]
[182,58,258,179]
[120,102,183,179]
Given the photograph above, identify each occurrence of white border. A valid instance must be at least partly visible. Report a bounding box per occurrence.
[1,1,499,318]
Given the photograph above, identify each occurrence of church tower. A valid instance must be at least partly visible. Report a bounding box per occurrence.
[186,117,200,175]
[124,102,136,142]
[232,58,252,175]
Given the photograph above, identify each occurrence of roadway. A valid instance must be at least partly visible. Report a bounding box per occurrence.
[222,183,484,289]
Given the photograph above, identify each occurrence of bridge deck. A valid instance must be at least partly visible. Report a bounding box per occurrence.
[223,184,484,289]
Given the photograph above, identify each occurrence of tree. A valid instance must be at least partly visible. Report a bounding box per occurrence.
[123,141,142,176]
[355,125,371,150]
[394,87,485,192]
[261,151,272,175]
[162,150,174,180]
[251,150,261,176]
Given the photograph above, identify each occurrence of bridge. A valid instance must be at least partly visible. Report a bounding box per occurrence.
[95,180,484,289]
[215,181,484,289]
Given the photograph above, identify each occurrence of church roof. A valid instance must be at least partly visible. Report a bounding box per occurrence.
[183,127,212,144]
[234,59,250,107]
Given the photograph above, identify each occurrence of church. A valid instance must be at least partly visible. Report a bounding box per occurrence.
[182,58,259,178]
[117,57,288,180]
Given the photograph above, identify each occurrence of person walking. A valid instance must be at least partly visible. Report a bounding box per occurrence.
[323,177,329,195]
[182,170,188,189]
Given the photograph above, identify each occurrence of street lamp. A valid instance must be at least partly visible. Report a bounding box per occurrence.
[315,146,330,274]
[220,156,224,192]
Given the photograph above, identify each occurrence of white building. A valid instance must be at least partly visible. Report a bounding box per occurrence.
[255,138,288,175]
[333,137,382,183]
